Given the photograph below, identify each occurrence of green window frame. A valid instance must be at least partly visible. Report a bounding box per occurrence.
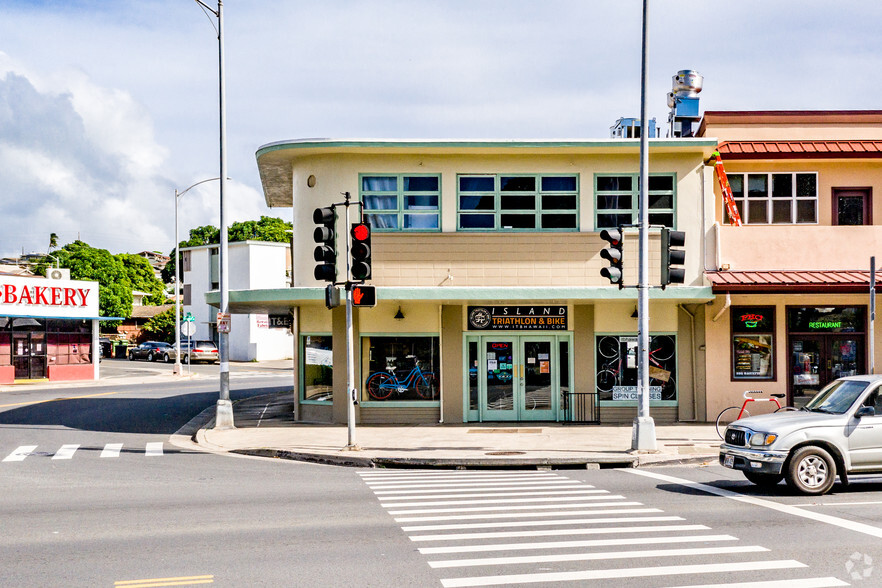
[594,173,677,230]
[360,174,440,232]
[457,174,579,231]
[725,172,818,225]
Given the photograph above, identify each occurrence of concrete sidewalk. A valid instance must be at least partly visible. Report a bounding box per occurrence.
[195,392,723,469]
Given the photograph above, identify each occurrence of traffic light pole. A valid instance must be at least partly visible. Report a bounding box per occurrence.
[632,0,657,452]
[343,192,359,450]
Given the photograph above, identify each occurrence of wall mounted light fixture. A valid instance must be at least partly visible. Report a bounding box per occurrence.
[394,307,405,320]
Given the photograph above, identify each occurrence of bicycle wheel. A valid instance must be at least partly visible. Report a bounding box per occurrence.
[366,373,394,400]
[650,335,676,361]
[598,336,620,359]
[415,373,437,400]
[596,369,618,393]
[716,406,749,439]
[775,406,799,413]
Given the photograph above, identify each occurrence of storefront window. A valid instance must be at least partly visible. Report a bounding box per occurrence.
[46,320,91,365]
[787,307,865,333]
[302,335,333,402]
[363,336,439,402]
[595,335,676,401]
[731,306,775,380]
[0,331,10,366]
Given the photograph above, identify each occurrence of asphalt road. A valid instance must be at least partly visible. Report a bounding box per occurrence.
[2,366,882,586]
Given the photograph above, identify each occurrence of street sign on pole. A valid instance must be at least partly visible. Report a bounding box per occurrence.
[181,321,196,337]
[217,312,231,334]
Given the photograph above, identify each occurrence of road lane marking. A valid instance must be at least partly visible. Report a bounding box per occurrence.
[101,443,124,458]
[665,577,849,587]
[388,497,627,515]
[627,468,882,540]
[403,515,682,531]
[0,391,118,409]
[428,545,769,568]
[2,445,38,462]
[418,534,739,555]
[145,442,164,456]
[393,505,656,523]
[375,483,587,494]
[439,560,806,587]
[408,523,710,542]
[381,493,608,508]
[52,444,79,460]
[114,574,214,587]
[379,489,611,501]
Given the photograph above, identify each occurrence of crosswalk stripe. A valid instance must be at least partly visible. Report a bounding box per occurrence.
[418,534,739,555]
[381,493,608,508]
[388,497,627,515]
[3,445,38,462]
[394,505,656,523]
[145,442,163,456]
[374,483,587,495]
[366,480,572,489]
[380,489,610,501]
[402,515,683,532]
[409,523,710,542]
[665,577,850,588]
[359,472,558,479]
[52,444,80,460]
[428,545,770,569]
[439,559,807,587]
[101,443,124,458]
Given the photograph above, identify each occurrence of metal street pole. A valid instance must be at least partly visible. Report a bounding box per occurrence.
[194,0,232,428]
[174,177,222,377]
[343,192,358,449]
[632,0,657,451]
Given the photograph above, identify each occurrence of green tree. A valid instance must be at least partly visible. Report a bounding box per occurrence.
[52,241,133,323]
[49,232,58,250]
[141,307,176,342]
[116,253,166,305]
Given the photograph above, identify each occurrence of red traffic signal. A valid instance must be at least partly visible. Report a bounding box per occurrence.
[350,222,372,281]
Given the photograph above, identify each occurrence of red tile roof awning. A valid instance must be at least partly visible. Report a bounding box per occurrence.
[718,140,882,160]
[706,270,880,293]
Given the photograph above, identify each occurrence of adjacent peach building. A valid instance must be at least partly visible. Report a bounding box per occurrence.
[698,111,882,418]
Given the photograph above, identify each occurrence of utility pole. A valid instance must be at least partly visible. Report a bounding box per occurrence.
[632,0,657,451]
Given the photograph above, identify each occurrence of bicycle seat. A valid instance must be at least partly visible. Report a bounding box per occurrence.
[770,393,785,398]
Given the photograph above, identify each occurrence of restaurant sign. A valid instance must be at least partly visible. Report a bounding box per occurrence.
[467,306,568,330]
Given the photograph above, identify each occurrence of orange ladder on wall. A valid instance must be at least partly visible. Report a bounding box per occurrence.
[711,150,743,226]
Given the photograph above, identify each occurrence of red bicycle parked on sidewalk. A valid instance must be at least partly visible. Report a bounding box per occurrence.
[715,390,798,439]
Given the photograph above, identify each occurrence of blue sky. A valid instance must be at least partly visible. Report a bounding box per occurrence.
[1,0,880,257]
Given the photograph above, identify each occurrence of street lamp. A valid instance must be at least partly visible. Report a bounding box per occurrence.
[173,177,221,376]
[193,0,233,429]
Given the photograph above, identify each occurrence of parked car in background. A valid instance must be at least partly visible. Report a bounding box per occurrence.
[720,375,882,495]
[163,340,219,364]
[128,341,173,362]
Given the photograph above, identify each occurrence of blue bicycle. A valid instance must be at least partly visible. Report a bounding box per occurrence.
[366,357,437,400]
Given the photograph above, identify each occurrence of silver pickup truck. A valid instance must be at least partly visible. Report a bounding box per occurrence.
[719,375,882,495]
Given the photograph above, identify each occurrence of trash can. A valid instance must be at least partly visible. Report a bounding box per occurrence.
[115,344,128,359]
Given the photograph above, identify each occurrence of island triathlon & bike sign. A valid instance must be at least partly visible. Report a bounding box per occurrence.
[0,275,99,318]
[467,306,568,331]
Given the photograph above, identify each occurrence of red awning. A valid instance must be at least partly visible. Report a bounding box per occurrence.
[706,270,880,293]
[718,140,882,160]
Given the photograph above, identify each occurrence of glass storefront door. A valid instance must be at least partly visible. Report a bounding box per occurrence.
[789,335,863,406]
[13,332,47,379]
[468,335,563,421]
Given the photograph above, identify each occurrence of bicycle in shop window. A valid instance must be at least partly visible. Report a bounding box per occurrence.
[366,355,438,400]
[595,335,676,398]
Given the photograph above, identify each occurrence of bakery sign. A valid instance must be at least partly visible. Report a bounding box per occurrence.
[467,306,568,330]
[0,275,99,318]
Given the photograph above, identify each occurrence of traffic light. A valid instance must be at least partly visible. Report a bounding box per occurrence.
[660,227,686,286]
[351,284,376,307]
[313,207,337,282]
[599,228,623,286]
[350,222,372,281]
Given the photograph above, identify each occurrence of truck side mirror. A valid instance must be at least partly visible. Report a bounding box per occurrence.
[856,406,876,418]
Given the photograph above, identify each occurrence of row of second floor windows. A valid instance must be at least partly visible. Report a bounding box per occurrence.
[360,173,677,232]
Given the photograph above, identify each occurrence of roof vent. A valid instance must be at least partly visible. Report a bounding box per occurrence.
[610,117,657,139]
[667,70,703,137]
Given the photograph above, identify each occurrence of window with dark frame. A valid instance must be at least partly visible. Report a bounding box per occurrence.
[731,306,775,380]
[361,174,441,231]
[458,174,579,231]
[595,174,676,230]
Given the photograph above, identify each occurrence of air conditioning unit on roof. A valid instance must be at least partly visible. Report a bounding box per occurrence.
[47,268,70,280]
